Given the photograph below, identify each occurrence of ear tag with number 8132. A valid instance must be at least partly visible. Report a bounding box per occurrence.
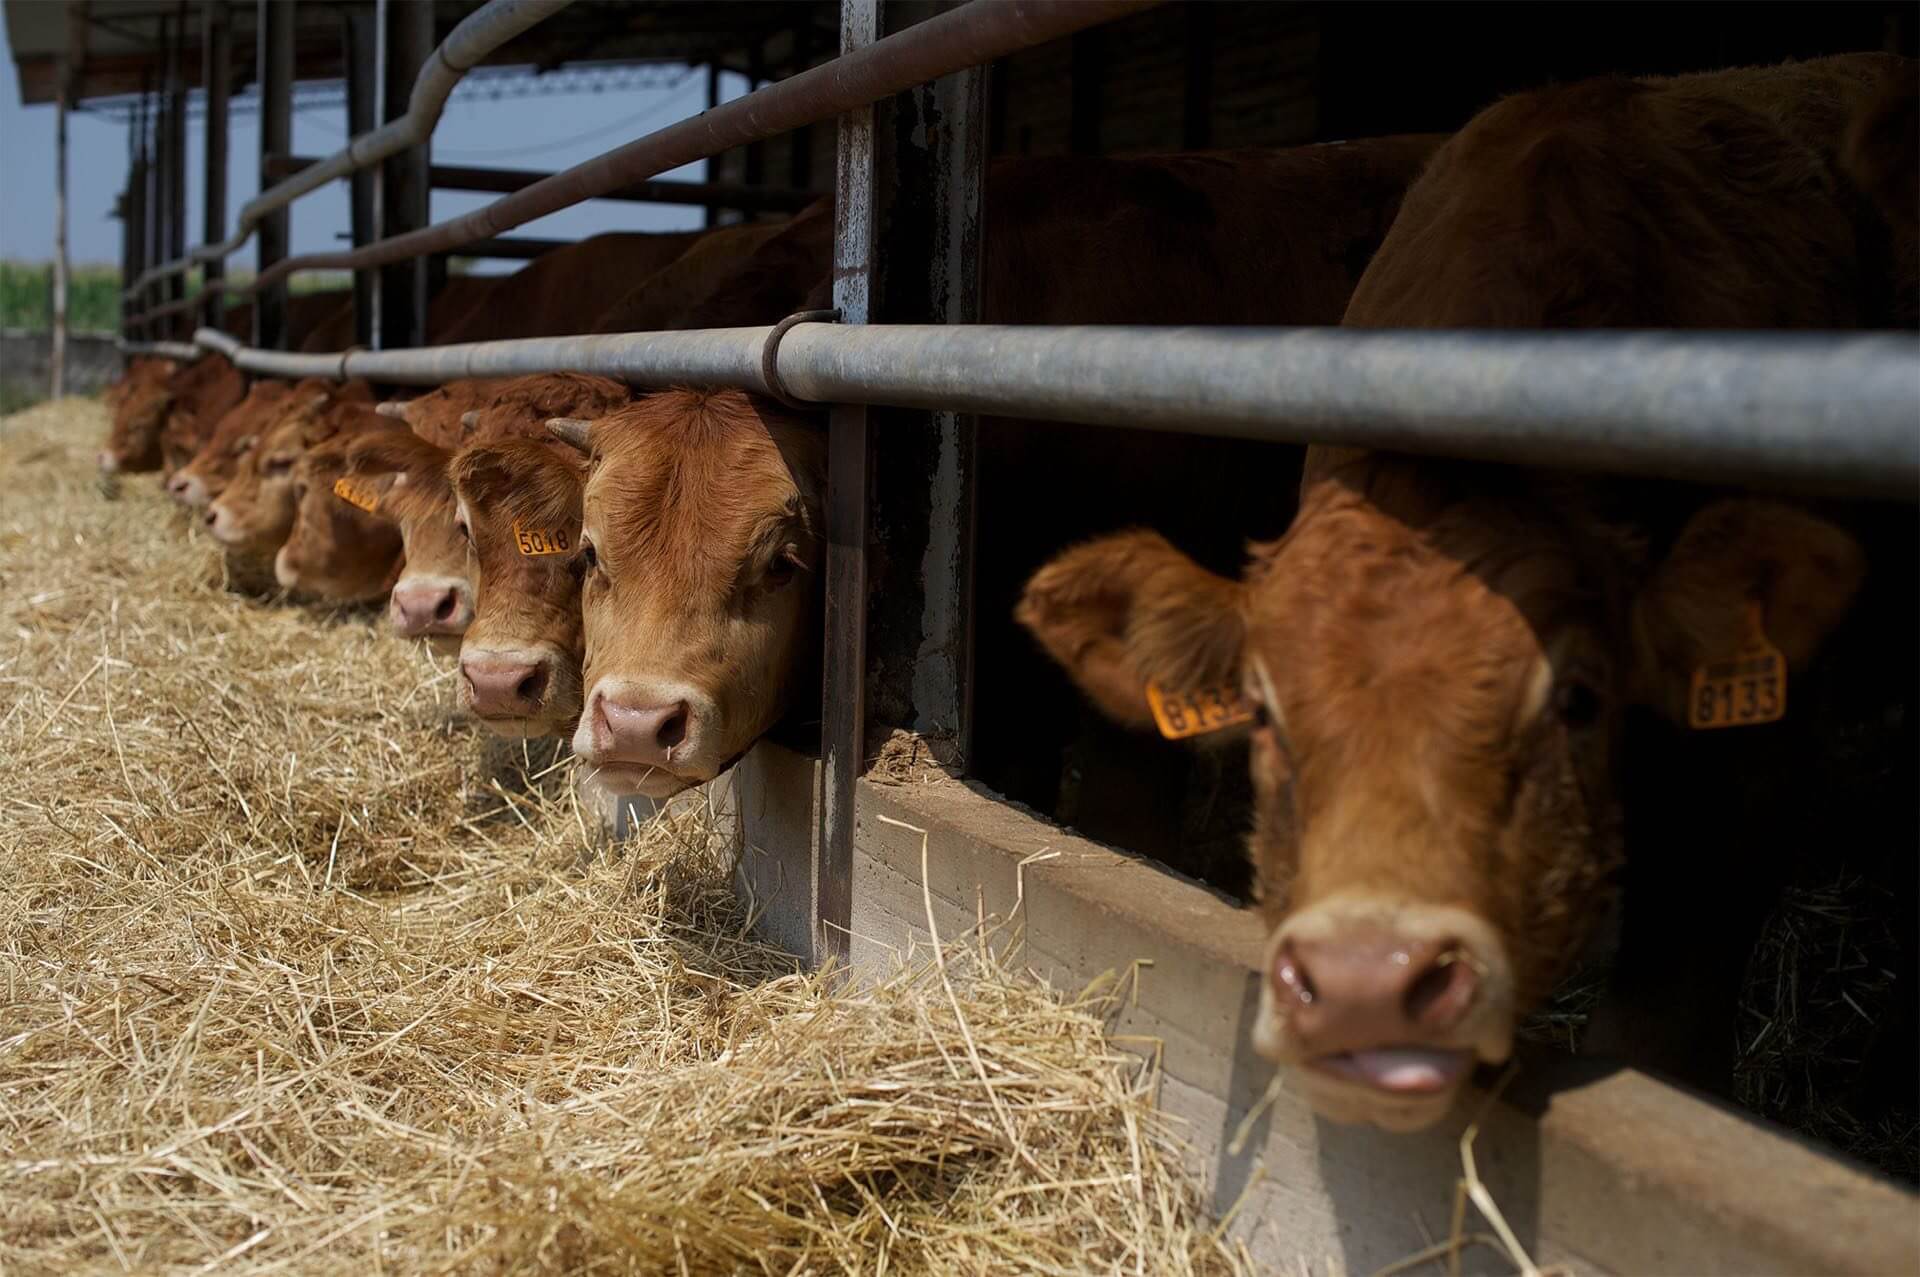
[513,521,571,557]
[1145,680,1254,740]
[1688,603,1786,730]
[332,476,379,513]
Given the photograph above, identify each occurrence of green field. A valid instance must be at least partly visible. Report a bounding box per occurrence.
[1,262,122,332]
[1,260,360,334]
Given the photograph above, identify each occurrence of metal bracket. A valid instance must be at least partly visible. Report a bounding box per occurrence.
[760,307,841,409]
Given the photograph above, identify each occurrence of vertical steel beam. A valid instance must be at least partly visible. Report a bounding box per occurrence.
[165,12,189,338]
[256,0,294,350]
[1069,24,1105,154]
[344,8,378,347]
[1182,3,1213,150]
[127,89,150,338]
[816,0,986,967]
[817,0,880,968]
[52,75,69,397]
[202,0,232,333]
[787,21,814,189]
[743,41,767,191]
[703,62,722,228]
[377,0,433,349]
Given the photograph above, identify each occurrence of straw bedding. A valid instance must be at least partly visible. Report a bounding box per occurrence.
[0,399,1252,1275]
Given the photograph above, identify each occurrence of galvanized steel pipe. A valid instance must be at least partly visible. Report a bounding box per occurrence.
[189,324,1920,496]
[205,0,1158,301]
[122,0,576,303]
[118,338,205,361]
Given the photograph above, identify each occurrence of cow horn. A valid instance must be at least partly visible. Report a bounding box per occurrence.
[460,409,481,430]
[374,400,407,418]
[546,418,592,452]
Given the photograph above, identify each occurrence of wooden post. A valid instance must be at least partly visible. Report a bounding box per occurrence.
[202,0,232,333]
[51,74,69,398]
[256,0,294,350]
[376,0,433,350]
[344,8,378,347]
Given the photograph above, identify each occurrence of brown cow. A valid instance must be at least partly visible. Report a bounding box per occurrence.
[435,232,703,344]
[205,387,380,559]
[560,391,823,795]
[589,219,798,334]
[100,357,179,473]
[274,423,405,602]
[1017,54,1910,1131]
[447,436,591,736]
[156,353,249,477]
[167,378,372,508]
[348,374,630,642]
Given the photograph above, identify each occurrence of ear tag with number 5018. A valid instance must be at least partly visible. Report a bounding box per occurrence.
[512,521,571,557]
[1145,680,1254,740]
[1688,603,1786,730]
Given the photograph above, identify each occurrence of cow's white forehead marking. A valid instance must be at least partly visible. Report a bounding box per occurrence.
[1246,652,1287,736]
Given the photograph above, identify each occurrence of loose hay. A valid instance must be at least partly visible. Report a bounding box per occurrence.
[0,399,1251,1275]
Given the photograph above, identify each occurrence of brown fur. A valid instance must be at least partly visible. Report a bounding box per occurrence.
[103,357,180,471]
[575,389,825,783]
[436,233,703,344]
[278,422,405,602]
[1019,57,1899,1103]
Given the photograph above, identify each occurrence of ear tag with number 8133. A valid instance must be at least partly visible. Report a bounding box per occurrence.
[1688,602,1786,730]
[332,476,379,513]
[513,521,571,557]
[1145,680,1254,740]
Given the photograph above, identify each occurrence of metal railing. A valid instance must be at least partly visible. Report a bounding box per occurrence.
[122,0,576,306]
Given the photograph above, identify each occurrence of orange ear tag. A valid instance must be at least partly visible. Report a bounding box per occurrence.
[332,476,379,513]
[512,521,571,557]
[1145,680,1255,740]
[1688,603,1786,730]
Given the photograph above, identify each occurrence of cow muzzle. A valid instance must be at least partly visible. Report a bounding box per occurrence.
[97,449,121,474]
[167,471,208,507]
[572,678,720,798]
[390,576,475,638]
[1251,898,1513,1132]
[460,644,577,737]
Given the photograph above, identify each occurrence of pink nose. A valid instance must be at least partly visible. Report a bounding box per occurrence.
[462,656,548,718]
[390,581,472,637]
[166,472,194,502]
[1272,929,1481,1057]
[97,450,119,474]
[591,694,689,767]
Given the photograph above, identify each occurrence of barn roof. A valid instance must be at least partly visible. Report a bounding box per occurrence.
[7,1,832,108]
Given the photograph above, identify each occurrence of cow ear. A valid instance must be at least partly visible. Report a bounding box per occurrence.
[1017,530,1248,732]
[546,417,592,453]
[1629,499,1866,723]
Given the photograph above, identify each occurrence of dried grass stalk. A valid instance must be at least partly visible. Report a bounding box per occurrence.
[0,400,1251,1275]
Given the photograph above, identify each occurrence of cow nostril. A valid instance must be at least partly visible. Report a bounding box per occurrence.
[434,591,457,621]
[515,668,547,706]
[1273,940,1317,1006]
[1403,947,1478,1028]
[656,703,689,751]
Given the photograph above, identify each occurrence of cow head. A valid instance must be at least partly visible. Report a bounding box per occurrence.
[554,390,824,797]
[275,417,404,602]
[346,429,472,639]
[168,380,295,508]
[446,434,590,737]
[205,391,368,557]
[1019,466,1864,1131]
[100,358,178,474]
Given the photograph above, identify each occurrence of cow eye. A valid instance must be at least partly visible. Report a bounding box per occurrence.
[1251,701,1270,730]
[1554,679,1602,730]
[765,545,803,589]
[455,519,470,543]
[579,538,599,572]
[264,454,295,474]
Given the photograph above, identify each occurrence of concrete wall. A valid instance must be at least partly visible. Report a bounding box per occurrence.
[0,329,122,404]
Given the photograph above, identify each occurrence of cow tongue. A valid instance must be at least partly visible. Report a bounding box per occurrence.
[1316,1047,1474,1094]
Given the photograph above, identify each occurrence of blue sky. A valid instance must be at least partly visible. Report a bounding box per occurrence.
[0,22,745,271]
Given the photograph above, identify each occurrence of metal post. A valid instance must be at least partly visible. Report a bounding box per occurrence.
[816,0,880,967]
[743,42,767,191]
[377,0,433,349]
[1182,3,1213,150]
[165,14,189,338]
[126,93,150,339]
[202,0,231,332]
[52,75,70,397]
[256,0,294,350]
[344,8,378,347]
[787,21,814,189]
[866,0,983,761]
[142,79,162,336]
[703,62,722,228]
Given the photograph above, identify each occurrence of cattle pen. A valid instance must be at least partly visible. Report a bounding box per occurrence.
[9,1,1920,1273]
